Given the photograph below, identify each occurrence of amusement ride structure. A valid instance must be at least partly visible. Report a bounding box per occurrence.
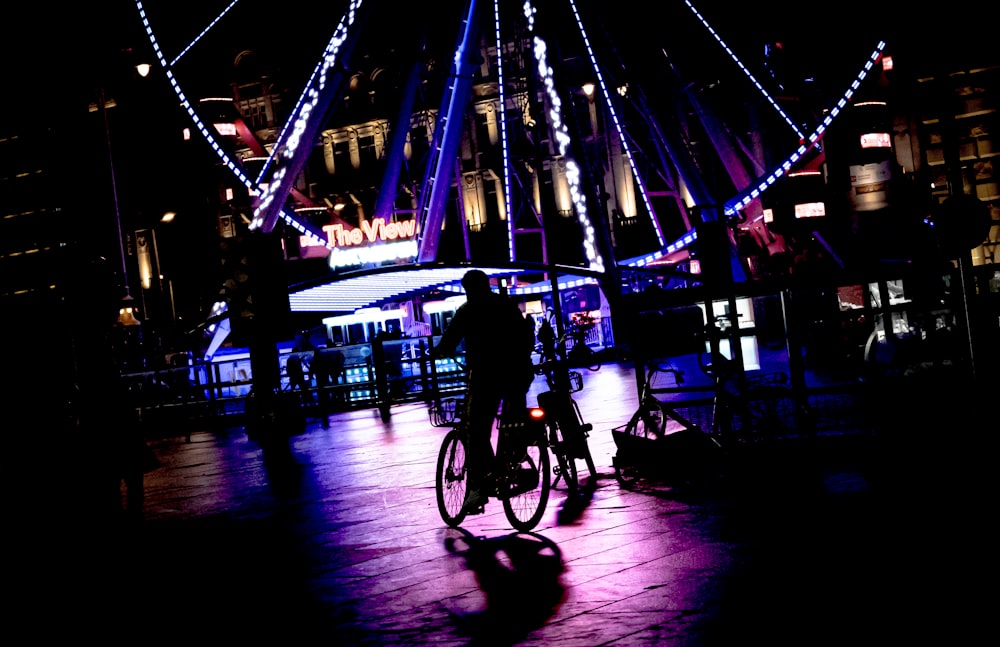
[129,0,885,352]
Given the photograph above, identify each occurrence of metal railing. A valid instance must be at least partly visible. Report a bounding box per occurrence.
[126,335,469,433]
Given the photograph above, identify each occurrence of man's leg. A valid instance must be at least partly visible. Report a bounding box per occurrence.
[465,387,500,494]
[500,371,532,418]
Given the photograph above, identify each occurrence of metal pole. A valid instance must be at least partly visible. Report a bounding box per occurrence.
[99,86,131,300]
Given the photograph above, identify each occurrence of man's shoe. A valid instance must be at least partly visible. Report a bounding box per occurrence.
[461,489,487,515]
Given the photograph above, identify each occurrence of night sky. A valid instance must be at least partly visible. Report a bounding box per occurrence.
[9,1,991,133]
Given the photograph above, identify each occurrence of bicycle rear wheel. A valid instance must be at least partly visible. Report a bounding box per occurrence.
[562,422,598,490]
[577,433,597,487]
[436,428,469,528]
[500,433,551,532]
[550,423,579,492]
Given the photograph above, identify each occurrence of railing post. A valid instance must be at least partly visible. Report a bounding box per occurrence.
[426,339,441,404]
[372,336,390,421]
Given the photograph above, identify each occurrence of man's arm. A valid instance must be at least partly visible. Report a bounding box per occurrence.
[433,306,467,357]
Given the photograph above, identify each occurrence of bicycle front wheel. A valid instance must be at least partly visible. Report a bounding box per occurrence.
[501,435,551,532]
[613,400,666,486]
[629,399,668,439]
[436,428,469,528]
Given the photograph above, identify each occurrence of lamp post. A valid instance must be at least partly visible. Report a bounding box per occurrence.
[92,53,152,355]
[95,85,136,317]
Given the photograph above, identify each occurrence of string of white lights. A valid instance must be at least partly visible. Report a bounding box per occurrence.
[684,0,807,143]
[566,0,665,250]
[135,0,334,250]
[256,5,360,184]
[252,1,364,232]
[523,1,603,273]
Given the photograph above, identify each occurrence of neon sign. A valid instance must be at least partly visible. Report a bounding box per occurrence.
[300,217,416,249]
[325,218,416,246]
[298,217,418,268]
[860,132,891,149]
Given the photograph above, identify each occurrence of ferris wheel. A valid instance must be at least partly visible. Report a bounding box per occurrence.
[133,0,889,284]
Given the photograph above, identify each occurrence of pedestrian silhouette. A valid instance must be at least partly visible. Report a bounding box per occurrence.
[311,340,345,423]
[286,331,315,402]
[537,316,557,363]
[64,256,160,525]
[433,269,535,514]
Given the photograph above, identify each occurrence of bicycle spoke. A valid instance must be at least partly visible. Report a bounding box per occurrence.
[502,439,550,532]
[436,430,468,527]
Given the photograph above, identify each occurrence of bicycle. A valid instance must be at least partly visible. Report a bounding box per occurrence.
[431,389,552,532]
[612,362,722,488]
[698,348,817,449]
[562,323,601,372]
[534,358,598,493]
[536,314,601,373]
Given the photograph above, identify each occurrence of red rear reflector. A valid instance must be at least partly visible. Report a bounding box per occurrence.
[528,407,546,421]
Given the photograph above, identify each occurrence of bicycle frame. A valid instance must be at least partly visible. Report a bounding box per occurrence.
[612,363,720,487]
[432,395,551,532]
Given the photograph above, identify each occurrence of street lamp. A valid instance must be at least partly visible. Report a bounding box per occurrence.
[90,55,151,327]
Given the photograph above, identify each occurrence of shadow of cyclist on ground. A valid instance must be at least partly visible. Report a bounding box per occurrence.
[555,478,598,525]
[444,528,565,645]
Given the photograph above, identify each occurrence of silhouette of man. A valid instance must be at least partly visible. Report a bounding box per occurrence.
[434,269,535,513]
[311,340,345,424]
[286,331,314,401]
[537,316,557,363]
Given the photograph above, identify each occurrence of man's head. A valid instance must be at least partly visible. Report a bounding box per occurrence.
[461,269,492,299]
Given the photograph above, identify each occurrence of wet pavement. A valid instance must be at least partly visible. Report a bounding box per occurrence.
[21,361,989,644]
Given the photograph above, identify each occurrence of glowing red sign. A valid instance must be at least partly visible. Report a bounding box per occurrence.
[322,218,417,248]
[860,132,891,149]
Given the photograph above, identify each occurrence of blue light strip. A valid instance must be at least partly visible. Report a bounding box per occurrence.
[723,41,886,217]
[621,229,698,268]
[566,0,665,249]
[416,0,482,262]
[684,0,807,143]
[508,276,599,297]
[167,0,241,68]
[493,0,515,263]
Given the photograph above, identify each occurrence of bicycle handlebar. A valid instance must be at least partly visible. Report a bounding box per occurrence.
[429,346,467,369]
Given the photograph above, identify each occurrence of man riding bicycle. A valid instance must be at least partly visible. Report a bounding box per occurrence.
[433,269,535,514]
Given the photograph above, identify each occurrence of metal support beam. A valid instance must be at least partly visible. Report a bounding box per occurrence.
[417,0,482,262]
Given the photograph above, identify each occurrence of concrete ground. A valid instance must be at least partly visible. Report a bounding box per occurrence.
[17,360,989,645]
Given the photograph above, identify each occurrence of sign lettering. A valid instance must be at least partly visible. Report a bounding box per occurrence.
[299,218,417,249]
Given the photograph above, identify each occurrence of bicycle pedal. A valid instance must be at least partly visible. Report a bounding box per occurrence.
[467,505,486,515]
